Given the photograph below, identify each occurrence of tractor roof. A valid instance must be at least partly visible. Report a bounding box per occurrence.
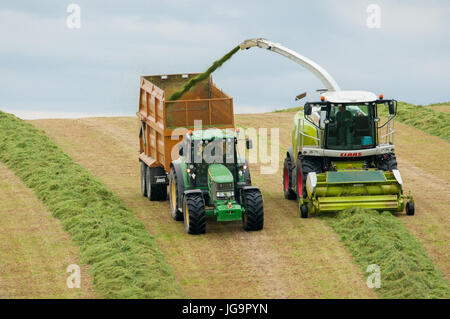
[189,128,238,141]
[322,90,378,103]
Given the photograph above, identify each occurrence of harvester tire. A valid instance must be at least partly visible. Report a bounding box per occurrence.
[140,162,147,197]
[300,204,309,218]
[283,157,296,200]
[183,193,206,234]
[242,188,264,231]
[406,201,415,216]
[146,167,167,201]
[169,168,184,221]
[377,153,398,171]
[295,156,322,200]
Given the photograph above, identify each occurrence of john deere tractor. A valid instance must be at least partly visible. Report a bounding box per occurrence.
[169,129,264,234]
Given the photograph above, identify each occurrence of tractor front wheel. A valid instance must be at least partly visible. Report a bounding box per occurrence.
[183,193,206,234]
[242,188,264,231]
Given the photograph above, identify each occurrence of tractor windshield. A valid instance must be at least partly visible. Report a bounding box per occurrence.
[326,103,376,150]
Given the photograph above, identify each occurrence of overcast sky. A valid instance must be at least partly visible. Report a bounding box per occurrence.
[0,0,449,118]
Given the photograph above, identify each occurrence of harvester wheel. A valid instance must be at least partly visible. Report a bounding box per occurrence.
[140,162,147,197]
[377,153,398,171]
[169,168,183,221]
[406,201,415,216]
[295,156,321,200]
[300,204,309,218]
[242,188,264,231]
[283,157,296,200]
[183,193,206,234]
[146,167,167,201]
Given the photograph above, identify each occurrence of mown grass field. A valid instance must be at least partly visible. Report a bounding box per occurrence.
[0,102,448,298]
[0,162,96,298]
[0,111,183,298]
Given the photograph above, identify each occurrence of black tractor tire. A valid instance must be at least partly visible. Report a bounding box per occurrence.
[283,157,297,200]
[169,168,183,221]
[140,162,147,197]
[146,166,167,201]
[377,153,398,171]
[183,193,206,234]
[406,201,415,216]
[242,188,264,231]
[300,204,309,218]
[295,156,322,200]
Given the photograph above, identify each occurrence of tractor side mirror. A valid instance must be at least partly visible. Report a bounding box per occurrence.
[246,139,253,150]
[388,101,396,115]
[304,104,312,116]
[178,143,184,156]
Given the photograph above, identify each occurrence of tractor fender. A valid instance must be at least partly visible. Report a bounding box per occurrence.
[170,161,186,211]
[287,146,294,163]
[183,189,203,196]
[242,186,260,193]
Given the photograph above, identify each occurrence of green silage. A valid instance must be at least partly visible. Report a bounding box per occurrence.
[326,207,449,299]
[169,45,240,101]
[379,101,450,141]
[0,111,183,298]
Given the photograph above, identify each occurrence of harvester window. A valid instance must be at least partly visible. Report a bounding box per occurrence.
[326,104,375,150]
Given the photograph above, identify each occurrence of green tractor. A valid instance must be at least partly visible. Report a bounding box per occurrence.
[169,129,264,234]
[283,91,414,218]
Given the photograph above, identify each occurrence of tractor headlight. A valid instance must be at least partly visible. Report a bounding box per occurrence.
[216,191,234,199]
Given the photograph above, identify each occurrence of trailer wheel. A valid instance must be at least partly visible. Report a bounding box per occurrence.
[300,204,309,218]
[242,188,264,231]
[140,162,147,197]
[183,193,206,234]
[406,201,415,216]
[146,167,167,201]
[169,168,183,221]
[283,157,296,200]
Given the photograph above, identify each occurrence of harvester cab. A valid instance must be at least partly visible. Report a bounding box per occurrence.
[283,91,414,217]
[169,129,264,234]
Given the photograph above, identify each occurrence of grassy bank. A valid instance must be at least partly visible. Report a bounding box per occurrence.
[0,111,183,298]
[380,101,450,141]
[325,208,449,299]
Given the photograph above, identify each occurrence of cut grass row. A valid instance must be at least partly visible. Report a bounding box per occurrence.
[325,208,449,299]
[0,111,183,298]
[379,101,450,141]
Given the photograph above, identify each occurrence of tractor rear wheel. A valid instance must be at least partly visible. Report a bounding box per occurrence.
[283,157,296,200]
[169,168,183,221]
[183,193,206,234]
[242,188,264,231]
[140,162,147,197]
[406,201,415,216]
[146,166,167,201]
